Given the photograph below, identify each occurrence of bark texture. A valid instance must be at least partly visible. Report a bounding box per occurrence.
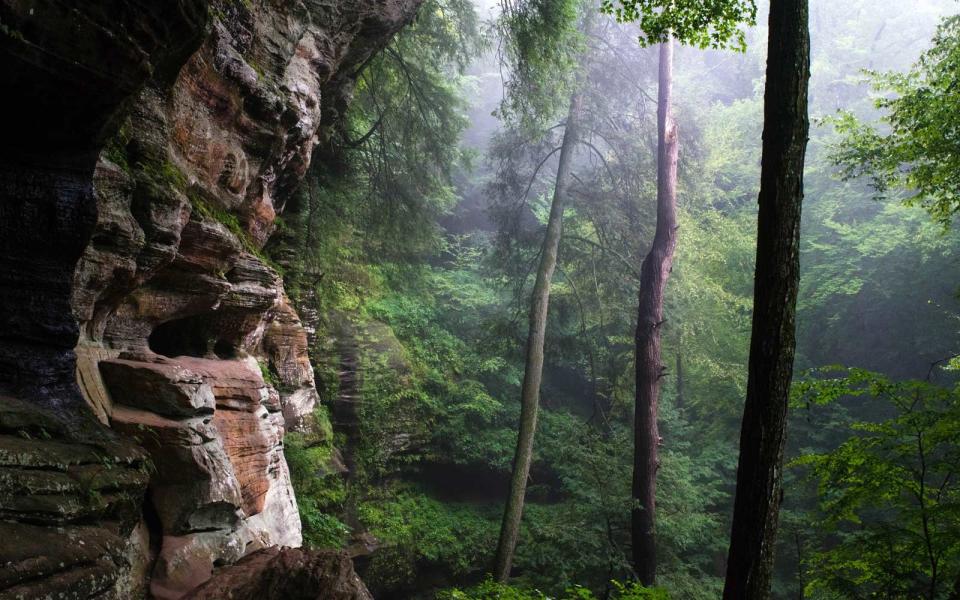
[493,85,586,584]
[632,38,678,586]
[722,0,810,597]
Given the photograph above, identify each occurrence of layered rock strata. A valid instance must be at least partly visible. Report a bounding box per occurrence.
[0,0,421,597]
[99,354,301,598]
[0,2,208,597]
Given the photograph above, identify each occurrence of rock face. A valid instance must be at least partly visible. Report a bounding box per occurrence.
[101,354,301,598]
[0,2,207,598]
[182,547,373,600]
[0,0,421,597]
[0,396,154,599]
[0,0,207,409]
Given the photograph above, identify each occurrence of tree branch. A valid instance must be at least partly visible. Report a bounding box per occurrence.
[519,146,564,207]
[344,113,384,148]
[564,234,640,280]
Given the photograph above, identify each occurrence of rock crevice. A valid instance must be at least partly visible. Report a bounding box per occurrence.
[0,0,422,597]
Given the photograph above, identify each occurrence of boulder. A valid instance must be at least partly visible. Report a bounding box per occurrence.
[183,547,373,600]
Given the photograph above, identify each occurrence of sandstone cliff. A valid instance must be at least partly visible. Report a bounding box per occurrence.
[0,0,420,597]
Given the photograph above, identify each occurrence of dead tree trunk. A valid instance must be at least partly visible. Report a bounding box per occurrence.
[632,37,678,586]
[722,0,810,597]
[493,82,586,584]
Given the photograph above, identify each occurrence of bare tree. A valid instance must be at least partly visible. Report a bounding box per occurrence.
[632,36,678,586]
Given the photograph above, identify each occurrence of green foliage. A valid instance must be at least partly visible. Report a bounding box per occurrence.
[698,97,763,210]
[346,0,479,253]
[495,0,585,132]
[792,368,960,599]
[359,487,500,588]
[600,0,756,50]
[666,207,754,424]
[440,578,670,599]
[830,14,960,227]
[482,17,753,596]
[275,2,960,599]
[269,0,481,286]
[797,137,960,379]
[284,407,351,549]
[320,234,734,595]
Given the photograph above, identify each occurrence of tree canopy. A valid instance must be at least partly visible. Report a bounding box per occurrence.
[600,0,757,49]
[831,14,960,227]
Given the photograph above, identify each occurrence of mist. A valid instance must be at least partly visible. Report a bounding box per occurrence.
[299,0,960,596]
[316,0,960,596]
[1,0,958,598]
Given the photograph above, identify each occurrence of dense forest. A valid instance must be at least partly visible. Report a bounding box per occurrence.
[0,0,958,599]
[273,0,960,597]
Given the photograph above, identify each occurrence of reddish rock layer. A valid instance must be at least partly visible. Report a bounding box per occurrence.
[0,0,422,597]
[69,0,422,596]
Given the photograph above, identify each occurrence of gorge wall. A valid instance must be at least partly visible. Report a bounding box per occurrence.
[0,0,420,597]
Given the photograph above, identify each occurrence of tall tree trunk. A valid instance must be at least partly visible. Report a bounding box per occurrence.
[493,84,586,584]
[722,0,809,597]
[632,37,678,586]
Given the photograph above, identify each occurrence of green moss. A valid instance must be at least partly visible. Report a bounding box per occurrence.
[188,190,284,274]
[212,0,253,22]
[190,190,243,233]
[102,122,133,173]
[257,359,281,389]
[285,406,350,549]
[137,158,188,198]
[106,148,191,210]
[247,57,266,81]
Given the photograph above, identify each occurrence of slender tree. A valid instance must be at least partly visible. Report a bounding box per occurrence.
[599,0,756,585]
[632,36,678,585]
[493,56,588,585]
[723,0,810,597]
[490,0,593,579]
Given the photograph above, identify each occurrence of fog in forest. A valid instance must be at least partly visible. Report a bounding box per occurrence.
[274,0,960,596]
[267,0,960,597]
[4,0,957,598]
